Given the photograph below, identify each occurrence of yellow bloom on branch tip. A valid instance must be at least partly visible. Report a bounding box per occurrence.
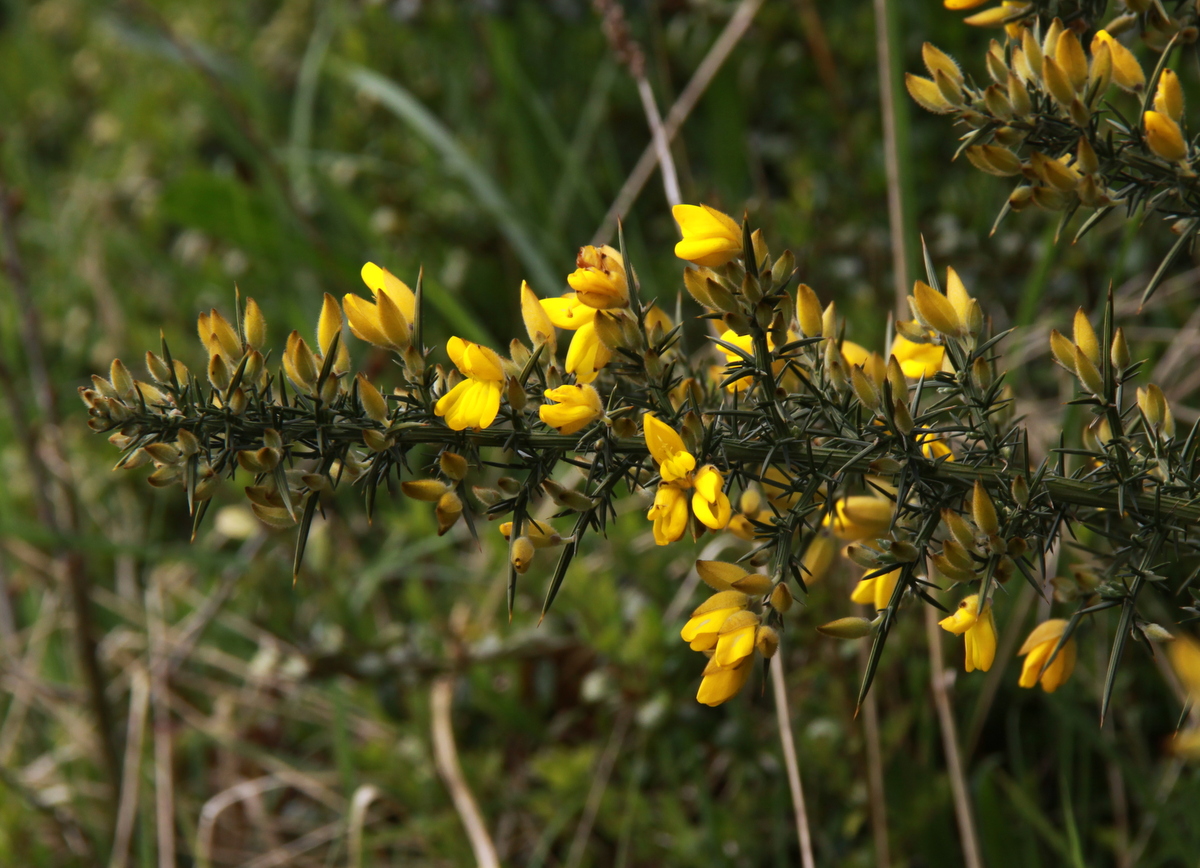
[697,655,753,706]
[691,465,731,530]
[1145,111,1188,163]
[850,567,901,610]
[1018,619,1077,692]
[567,245,628,309]
[823,496,894,541]
[890,334,945,378]
[938,594,996,673]
[360,262,417,322]
[564,321,611,384]
[672,204,743,267]
[539,384,602,435]
[643,413,696,483]
[434,337,505,431]
[648,483,689,545]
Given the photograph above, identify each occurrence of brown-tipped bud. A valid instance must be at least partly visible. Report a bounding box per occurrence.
[244,297,267,349]
[472,486,502,507]
[175,429,200,457]
[511,536,535,574]
[942,539,976,572]
[1138,384,1168,429]
[851,365,881,412]
[1008,185,1036,211]
[887,539,920,563]
[110,359,134,397]
[770,583,794,613]
[1011,474,1030,509]
[1073,308,1100,365]
[942,507,977,551]
[972,356,994,391]
[755,625,780,658]
[147,464,182,488]
[144,442,182,465]
[1073,346,1105,396]
[1007,536,1028,558]
[931,553,976,582]
[1007,71,1032,117]
[845,543,886,569]
[497,476,521,495]
[933,68,964,108]
[401,479,449,502]
[301,473,330,492]
[506,376,527,412]
[824,340,848,393]
[207,354,231,393]
[591,310,626,352]
[985,39,1008,84]
[821,301,837,340]
[817,617,874,640]
[1049,329,1077,371]
[891,397,914,435]
[284,331,318,393]
[796,284,822,338]
[355,373,388,424]
[145,352,172,385]
[435,491,463,535]
[361,429,387,452]
[1042,55,1076,106]
[1111,327,1130,371]
[972,480,1000,537]
[967,144,1022,176]
[434,453,466,482]
[982,85,1014,121]
[1076,136,1100,176]
[911,281,963,338]
[771,250,795,285]
[610,415,638,439]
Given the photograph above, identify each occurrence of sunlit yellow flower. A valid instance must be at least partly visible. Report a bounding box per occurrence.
[1145,111,1188,163]
[343,262,416,350]
[712,610,761,668]
[840,340,872,368]
[1092,30,1145,92]
[648,483,689,545]
[714,329,755,392]
[540,293,611,383]
[697,654,754,706]
[567,245,628,309]
[539,383,603,435]
[680,590,750,651]
[823,496,895,541]
[851,567,901,611]
[672,204,743,268]
[434,337,505,431]
[1018,619,1077,692]
[691,465,732,530]
[918,434,954,461]
[938,594,996,672]
[1169,635,1200,701]
[643,413,697,482]
[890,334,945,378]
[801,534,836,584]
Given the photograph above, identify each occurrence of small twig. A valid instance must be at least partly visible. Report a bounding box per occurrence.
[858,632,891,868]
[635,77,681,208]
[145,574,176,868]
[109,667,150,868]
[924,604,985,868]
[771,652,815,868]
[347,784,382,868]
[430,674,500,868]
[564,705,632,868]
[593,0,764,243]
[873,0,911,319]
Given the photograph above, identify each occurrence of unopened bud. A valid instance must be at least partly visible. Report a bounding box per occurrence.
[1111,327,1130,371]
[1011,474,1030,508]
[851,365,881,412]
[972,480,1000,536]
[401,479,449,502]
[817,617,875,639]
[510,537,535,573]
[891,397,914,435]
[145,352,172,384]
[435,491,463,535]
[497,477,521,495]
[770,583,794,612]
[755,625,780,658]
[439,451,468,480]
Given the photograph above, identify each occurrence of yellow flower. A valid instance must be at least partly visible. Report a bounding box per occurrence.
[343,262,416,350]
[672,204,743,268]
[643,413,697,483]
[938,593,996,673]
[539,384,603,435]
[890,334,945,378]
[540,293,611,383]
[851,567,901,611]
[567,245,628,309]
[648,483,689,545]
[691,465,731,530]
[434,337,505,431]
[1018,619,1077,692]
[680,590,750,651]
[1167,635,1200,701]
[918,434,954,462]
[1145,111,1188,163]
[697,654,754,706]
[1092,30,1145,92]
[714,330,756,392]
[823,496,895,541]
[712,610,761,668]
[801,534,836,584]
[520,281,557,353]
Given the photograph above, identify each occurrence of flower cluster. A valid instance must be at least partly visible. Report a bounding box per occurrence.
[82,199,1200,722]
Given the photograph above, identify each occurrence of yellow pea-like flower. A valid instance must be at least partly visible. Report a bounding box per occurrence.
[1168,635,1200,701]
[434,336,505,431]
[691,465,731,530]
[824,496,895,541]
[1018,619,1077,692]
[360,262,417,322]
[890,334,945,378]
[944,0,989,8]
[1154,69,1184,123]
[1092,31,1144,92]
[713,610,761,668]
[1145,111,1188,162]
[647,483,689,546]
[539,383,603,435]
[696,654,754,706]
[520,281,557,354]
[850,567,901,611]
[938,595,996,671]
[567,245,628,310]
[564,322,611,384]
[672,204,743,268]
[643,413,696,483]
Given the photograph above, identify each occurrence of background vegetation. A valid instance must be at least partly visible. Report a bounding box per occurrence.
[0,0,1198,864]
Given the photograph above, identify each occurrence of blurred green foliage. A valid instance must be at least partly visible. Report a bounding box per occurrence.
[1,0,1198,865]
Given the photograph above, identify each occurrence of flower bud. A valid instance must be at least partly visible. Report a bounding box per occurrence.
[244,297,267,349]
[1073,346,1105,396]
[972,480,1000,537]
[796,284,822,338]
[401,479,449,502]
[755,626,780,658]
[510,536,535,574]
[770,583,794,613]
[439,451,468,481]
[357,373,389,424]
[817,617,875,639]
[435,491,463,535]
[1111,327,1130,371]
[1011,474,1030,508]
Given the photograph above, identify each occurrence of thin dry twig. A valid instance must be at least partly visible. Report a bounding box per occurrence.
[145,573,176,868]
[109,667,150,868]
[771,652,815,868]
[593,0,764,244]
[924,604,984,868]
[564,705,632,868]
[430,674,500,868]
[872,0,910,318]
[858,631,891,868]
